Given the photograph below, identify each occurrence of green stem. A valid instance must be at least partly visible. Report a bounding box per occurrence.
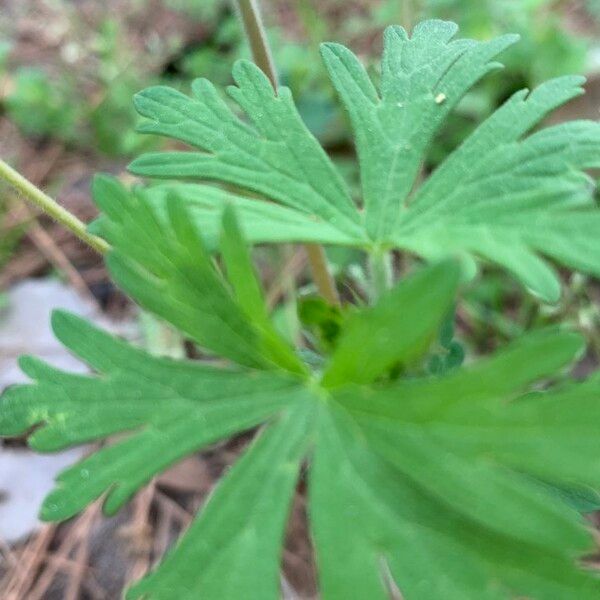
[305,244,340,307]
[368,249,393,301]
[235,0,341,307]
[0,159,109,255]
[236,0,278,90]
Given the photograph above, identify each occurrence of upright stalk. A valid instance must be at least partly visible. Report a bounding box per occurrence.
[237,0,278,90]
[0,159,109,255]
[368,249,393,302]
[305,244,340,307]
[236,0,341,307]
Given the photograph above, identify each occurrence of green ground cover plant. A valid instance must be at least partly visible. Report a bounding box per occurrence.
[130,19,600,303]
[2,7,600,598]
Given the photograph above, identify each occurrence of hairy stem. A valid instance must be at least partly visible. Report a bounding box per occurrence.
[237,0,278,90]
[0,159,109,255]
[236,0,341,307]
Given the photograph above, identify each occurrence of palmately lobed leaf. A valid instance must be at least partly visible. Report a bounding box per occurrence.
[130,19,600,301]
[130,60,366,241]
[4,201,600,597]
[0,311,306,521]
[4,17,600,600]
[91,175,305,375]
[320,20,519,239]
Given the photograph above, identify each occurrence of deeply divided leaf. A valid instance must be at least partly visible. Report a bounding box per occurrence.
[129,61,365,241]
[0,312,305,520]
[91,175,304,374]
[3,249,600,597]
[3,18,600,600]
[321,20,518,239]
[130,19,600,301]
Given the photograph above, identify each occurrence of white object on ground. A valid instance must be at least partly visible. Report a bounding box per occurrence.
[0,279,137,544]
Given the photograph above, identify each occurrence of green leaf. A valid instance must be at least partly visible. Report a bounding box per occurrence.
[129,61,365,241]
[339,328,585,422]
[399,104,600,301]
[220,205,268,323]
[128,20,600,301]
[127,401,314,600]
[321,20,518,239]
[298,296,344,352]
[5,19,600,599]
[550,484,600,514]
[91,175,304,374]
[322,260,460,387]
[142,183,362,250]
[0,311,304,521]
[428,305,465,374]
[310,402,600,600]
[444,340,465,370]
[3,262,600,598]
[219,207,302,366]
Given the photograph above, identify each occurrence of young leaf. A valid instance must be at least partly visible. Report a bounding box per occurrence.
[298,296,344,351]
[91,175,304,374]
[129,20,600,301]
[322,260,460,387]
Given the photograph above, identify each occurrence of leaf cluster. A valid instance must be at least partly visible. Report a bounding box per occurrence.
[130,20,600,302]
[3,20,600,599]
